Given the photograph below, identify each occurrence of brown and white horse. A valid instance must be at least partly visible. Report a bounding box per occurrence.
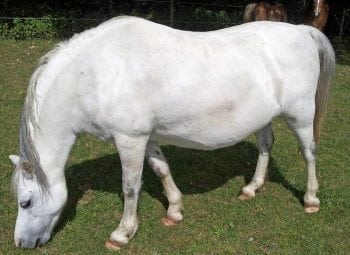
[243,2,288,23]
[304,0,329,31]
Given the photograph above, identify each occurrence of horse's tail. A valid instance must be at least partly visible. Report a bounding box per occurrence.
[307,27,336,144]
[243,3,256,23]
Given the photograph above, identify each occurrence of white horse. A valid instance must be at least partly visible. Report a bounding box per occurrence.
[9,16,335,250]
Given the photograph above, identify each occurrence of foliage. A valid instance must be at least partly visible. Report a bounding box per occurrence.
[333,36,350,65]
[193,7,231,24]
[0,1,349,38]
[0,17,55,40]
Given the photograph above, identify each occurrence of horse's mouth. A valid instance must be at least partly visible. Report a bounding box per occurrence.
[16,231,50,249]
[16,238,39,249]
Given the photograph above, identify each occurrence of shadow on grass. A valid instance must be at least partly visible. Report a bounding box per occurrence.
[55,141,304,234]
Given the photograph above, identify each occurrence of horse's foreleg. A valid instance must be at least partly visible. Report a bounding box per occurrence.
[106,134,148,250]
[239,123,273,201]
[146,141,183,226]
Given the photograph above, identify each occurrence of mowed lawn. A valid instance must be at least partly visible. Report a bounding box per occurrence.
[0,40,349,255]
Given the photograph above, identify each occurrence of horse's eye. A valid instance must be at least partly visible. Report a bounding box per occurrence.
[19,200,31,209]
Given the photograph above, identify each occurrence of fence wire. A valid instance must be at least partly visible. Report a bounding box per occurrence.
[0,1,349,39]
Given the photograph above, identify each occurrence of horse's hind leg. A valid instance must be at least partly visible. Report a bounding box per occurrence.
[239,123,273,201]
[286,119,320,213]
[146,141,183,226]
[106,134,148,250]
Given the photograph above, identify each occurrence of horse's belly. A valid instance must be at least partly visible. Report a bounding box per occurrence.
[151,110,271,150]
[151,127,240,150]
[151,94,280,150]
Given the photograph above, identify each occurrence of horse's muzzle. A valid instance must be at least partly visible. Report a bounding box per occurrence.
[15,238,38,249]
[15,232,51,249]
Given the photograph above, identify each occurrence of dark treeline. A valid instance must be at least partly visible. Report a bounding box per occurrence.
[1,0,348,19]
[0,0,349,37]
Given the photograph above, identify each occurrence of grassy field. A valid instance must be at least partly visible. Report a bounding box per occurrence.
[0,40,349,255]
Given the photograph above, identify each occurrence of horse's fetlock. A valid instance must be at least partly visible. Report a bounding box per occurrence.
[168,192,182,203]
[242,186,256,197]
[254,178,264,187]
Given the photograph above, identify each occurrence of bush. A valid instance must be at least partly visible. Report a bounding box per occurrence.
[0,17,55,40]
[333,37,350,65]
[193,7,231,24]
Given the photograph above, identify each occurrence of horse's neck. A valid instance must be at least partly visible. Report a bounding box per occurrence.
[321,3,329,16]
[30,79,77,184]
[312,3,329,29]
[34,46,67,118]
[33,120,75,182]
[25,21,120,184]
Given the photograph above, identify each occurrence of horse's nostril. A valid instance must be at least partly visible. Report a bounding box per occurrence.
[35,238,41,247]
[16,239,22,248]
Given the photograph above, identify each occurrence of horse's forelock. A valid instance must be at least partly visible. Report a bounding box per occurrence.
[11,166,20,198]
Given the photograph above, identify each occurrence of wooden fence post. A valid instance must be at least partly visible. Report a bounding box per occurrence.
[339,9,346,42]
[170,0,174,27]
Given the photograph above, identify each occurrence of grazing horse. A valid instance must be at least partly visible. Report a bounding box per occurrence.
[243,2,288,23]
[9,16,334,250]
[304,0,329,31]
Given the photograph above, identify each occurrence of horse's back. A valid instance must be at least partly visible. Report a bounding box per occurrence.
[48,18,323,149]
[107,20,320,147]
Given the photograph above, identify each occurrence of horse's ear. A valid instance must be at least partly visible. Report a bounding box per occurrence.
[9,155,33,177]
[9,155,20,167]
[21,161,33,175]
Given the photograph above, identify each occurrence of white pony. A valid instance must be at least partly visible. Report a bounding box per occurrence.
[9,16,335,249]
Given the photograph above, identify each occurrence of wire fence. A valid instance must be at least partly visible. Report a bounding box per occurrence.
[0,0,349,40]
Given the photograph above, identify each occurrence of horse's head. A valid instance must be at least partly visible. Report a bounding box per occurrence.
[313,0,325,17]
[9,155,67,249]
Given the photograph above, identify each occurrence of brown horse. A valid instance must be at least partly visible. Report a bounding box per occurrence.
[243,2,288,23]
[304,0,329,31]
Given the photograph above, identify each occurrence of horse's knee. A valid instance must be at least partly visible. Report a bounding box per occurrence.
[123,182,141,199]
[261,134,274,153]
[256,124,274,154]
[146,142,170,178]
[148,157,169,178]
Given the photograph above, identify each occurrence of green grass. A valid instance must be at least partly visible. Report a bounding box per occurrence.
[1,40,349,254]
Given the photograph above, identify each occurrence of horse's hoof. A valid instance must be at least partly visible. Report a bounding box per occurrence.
[105,239,123,251]
[161,216,180,227]
[238,191,254,201]
[304,203,320,213]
